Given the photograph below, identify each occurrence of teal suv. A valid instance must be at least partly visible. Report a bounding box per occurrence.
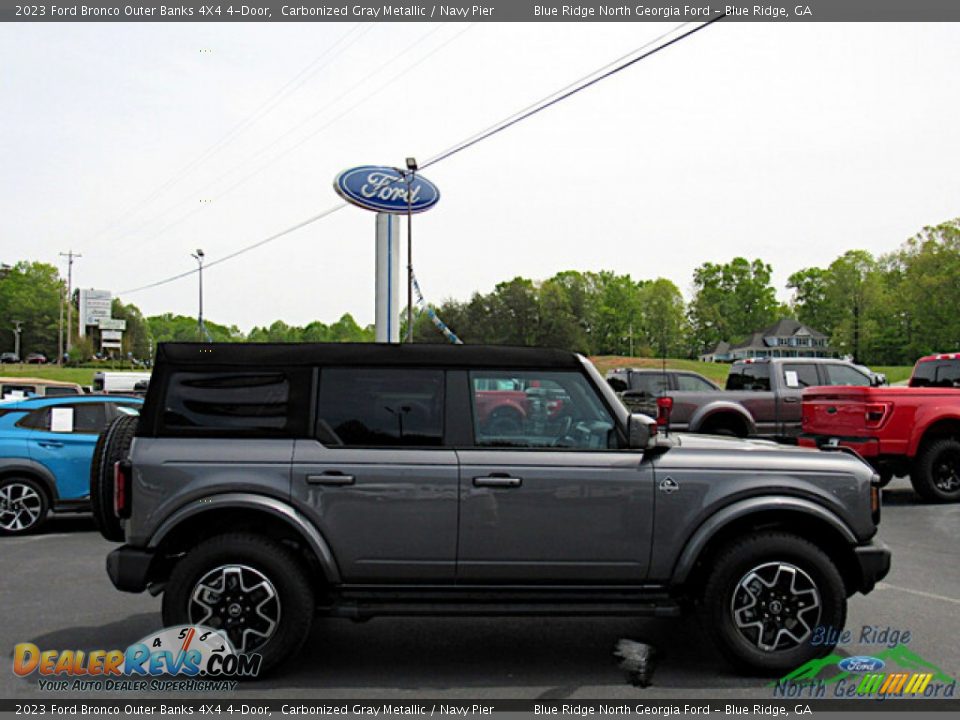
[0,395,141,535]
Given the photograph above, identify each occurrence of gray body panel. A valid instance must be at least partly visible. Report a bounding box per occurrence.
[291,441,459,582]
[126,437,294,548]
[647,434,875,580]
[456,449,655,582]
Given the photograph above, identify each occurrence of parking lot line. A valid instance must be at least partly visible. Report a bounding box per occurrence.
[877,582,960,606]
[1,533,72,545]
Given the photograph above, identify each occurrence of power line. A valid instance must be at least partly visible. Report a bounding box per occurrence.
[119,19,723,297]
[84,23,373,250]
[119,203,347,294]
[421,16,725,170]
[102,23,458,259]
[422,22,693,168]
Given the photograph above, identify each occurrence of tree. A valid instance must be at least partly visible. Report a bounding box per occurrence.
[147,314,242,344]
[883,219,960,361]
[0,261,63,358]
[111,299,152,359]
[688,258,780,353]
[638,278,689,358]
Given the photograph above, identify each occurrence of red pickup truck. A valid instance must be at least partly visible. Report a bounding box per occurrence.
[799,353,960,503]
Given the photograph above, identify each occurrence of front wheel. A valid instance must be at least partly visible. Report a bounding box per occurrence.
[911,438,960,503]
[162,533,314,676]
[0,477,49,536]
[701,532,846,675]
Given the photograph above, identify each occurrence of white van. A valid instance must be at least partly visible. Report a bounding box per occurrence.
[93,371,152,395]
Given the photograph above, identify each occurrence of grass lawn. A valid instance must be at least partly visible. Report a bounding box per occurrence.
[0,366,97,385]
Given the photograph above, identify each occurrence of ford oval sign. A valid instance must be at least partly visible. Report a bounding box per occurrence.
[839,656,886,673]
[334,166,440,214]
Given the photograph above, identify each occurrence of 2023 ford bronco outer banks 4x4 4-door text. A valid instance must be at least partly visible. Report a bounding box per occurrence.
[94,343,890,675]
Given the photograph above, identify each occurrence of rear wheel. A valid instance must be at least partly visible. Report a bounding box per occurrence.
[162,533,314,676]
[90,414,139,541]
[0,476,49,536]
[911,438,960,503]
[701,531,846,675]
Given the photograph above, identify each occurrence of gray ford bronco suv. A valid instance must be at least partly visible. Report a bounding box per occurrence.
[94,343,890,675]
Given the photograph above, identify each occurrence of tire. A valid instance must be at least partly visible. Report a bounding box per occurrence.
[910,438,960,503]
[701,531,846,675]
[699,414,747,438]
[89,414,139,542]
[0,476,49,536]
[486,408,523,436]
[162,533,315,676]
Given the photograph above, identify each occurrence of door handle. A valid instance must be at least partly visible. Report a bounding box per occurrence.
[306,472,355,486]
[37,441,64,448]
[783,397,800,403]
[473,475,522,488]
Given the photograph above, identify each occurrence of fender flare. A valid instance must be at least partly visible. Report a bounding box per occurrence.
[908,412,960,458]
[688,401,756,435]
[670,496,857,585]
[148,493,341,583]
[0,459,59,502]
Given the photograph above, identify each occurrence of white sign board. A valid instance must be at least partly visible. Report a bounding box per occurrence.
[50,407,75,433]
[101,330,123,341]
[78,289,112,337]
[98,318,127,331]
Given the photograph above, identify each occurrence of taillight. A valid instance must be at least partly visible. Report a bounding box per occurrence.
[865,402,891,429]
[114,461,132,519]
[656,396,674,427]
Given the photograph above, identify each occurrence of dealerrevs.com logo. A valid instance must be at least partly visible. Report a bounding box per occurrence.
[13,626,261,691]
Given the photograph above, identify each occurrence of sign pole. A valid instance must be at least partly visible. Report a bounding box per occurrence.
[375,213,400,343]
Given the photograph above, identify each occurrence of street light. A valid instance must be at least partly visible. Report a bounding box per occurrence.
[191,249,205,340]
[404,157,417,343]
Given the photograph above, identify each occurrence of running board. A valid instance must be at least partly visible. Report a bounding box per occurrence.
[320,587,681,619]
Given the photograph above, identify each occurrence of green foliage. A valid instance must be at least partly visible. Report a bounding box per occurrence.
[688,258,781,354]
[245,314,374,343]
[0,261,63,358]
[412,270,690,356]
[147,313,243,344]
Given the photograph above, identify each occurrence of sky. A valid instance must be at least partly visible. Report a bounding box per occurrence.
[2,21,959,332]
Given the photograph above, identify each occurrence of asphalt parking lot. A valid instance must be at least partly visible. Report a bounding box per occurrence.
[2,477,958,702]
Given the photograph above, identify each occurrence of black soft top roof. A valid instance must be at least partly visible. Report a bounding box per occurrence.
[155,342,583,370]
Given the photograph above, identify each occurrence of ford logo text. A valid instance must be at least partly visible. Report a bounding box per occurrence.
[838,656,886,673]
[334,166,440,214]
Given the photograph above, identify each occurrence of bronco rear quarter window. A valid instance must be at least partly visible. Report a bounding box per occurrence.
[159,370,304,437]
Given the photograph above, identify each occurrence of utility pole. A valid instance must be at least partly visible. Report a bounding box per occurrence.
[59,250,81,352]
[57,282,64,366]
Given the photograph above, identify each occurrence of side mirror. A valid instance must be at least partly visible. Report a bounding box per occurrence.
[628,413,658,450]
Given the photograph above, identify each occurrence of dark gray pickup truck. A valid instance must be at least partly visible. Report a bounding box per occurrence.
[657,358,879,440]
[92,343,889,676]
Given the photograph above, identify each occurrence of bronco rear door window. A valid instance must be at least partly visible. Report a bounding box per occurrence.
[316,368,444,447]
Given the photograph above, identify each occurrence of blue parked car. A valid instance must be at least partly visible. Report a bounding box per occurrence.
[0,395,142,535]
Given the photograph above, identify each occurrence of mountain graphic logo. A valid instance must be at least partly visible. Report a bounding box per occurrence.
[773,644,955,687]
